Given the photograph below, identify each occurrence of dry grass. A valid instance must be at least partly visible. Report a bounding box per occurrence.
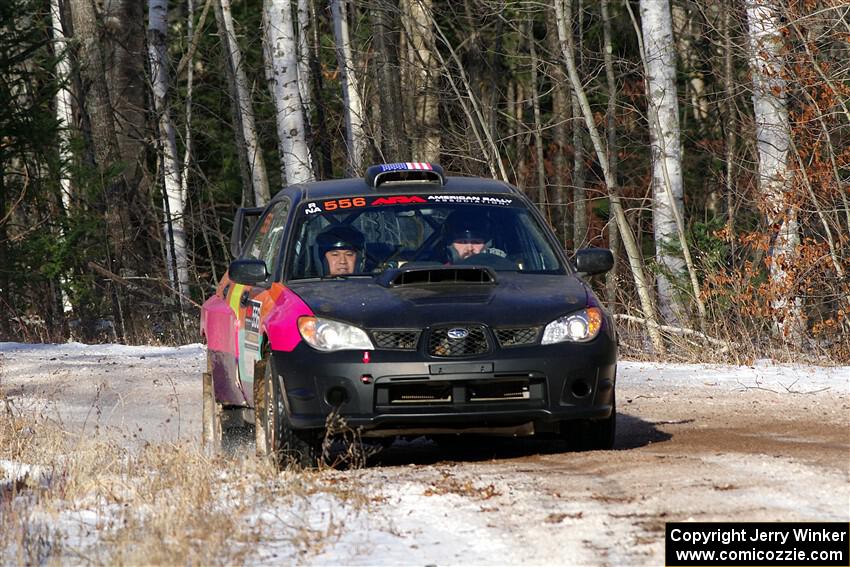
[0,387,370,565]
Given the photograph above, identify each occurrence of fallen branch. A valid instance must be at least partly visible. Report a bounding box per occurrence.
[614,314,730,352]
[87,262,201,309]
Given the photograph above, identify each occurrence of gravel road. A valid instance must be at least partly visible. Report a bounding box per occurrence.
[2,343,848,565]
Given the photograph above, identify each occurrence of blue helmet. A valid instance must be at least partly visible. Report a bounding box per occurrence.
[445,212,491,243]
[316,224,364,256]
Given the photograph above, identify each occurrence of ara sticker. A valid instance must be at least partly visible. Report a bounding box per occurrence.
[370,195,428,206]
[304,202,322,215]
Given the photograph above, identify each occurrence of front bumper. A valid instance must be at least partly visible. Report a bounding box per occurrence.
[272,333,617,434]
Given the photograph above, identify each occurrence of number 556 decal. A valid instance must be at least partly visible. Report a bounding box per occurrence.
[323,197,366,211]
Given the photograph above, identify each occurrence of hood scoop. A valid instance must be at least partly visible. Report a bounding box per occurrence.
[378,265,497,288]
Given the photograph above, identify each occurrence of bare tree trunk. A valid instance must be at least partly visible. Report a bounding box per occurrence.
[401,0,440,162]
[50,0,74,317]
[528,16,547,212]
[633,0,707,327]
[555,0,665,353]
[639,0,688,324]
[51,0,73,215]
[570,92,586,248]
[181,0,196,212]
[745,0,801,342]
[331,0,367,174]
[69,0,131,339]
[570,0,587,249]
[216,0,271,205]
[264,0,315,185]
[307,0,333,178]
[547,13,570,244]
[103,0,147,199]
[148,0,190,307]
[722,1,736,244]
[296,0,313,127]
[210,1,252,206]
[601,0,619,311]
[671,1,708,124]
[372,0,407,161]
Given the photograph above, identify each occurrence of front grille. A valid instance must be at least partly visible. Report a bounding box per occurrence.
[428,325,489,357]
[495,326,541,348]
[387,383,452,404]
[468,380,532,401]
[371,329,421,350]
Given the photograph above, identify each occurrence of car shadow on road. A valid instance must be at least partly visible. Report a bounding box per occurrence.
[362,412,673,468]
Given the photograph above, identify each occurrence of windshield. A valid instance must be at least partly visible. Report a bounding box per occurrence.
[286,194,564,280]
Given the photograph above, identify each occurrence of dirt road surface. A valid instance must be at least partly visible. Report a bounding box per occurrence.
[2,343,848,565]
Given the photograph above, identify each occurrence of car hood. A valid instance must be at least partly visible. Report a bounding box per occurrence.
[286,272,590,329]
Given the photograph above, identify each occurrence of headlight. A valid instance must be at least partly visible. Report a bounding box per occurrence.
[541,307,603,344]
[297,316,374,352]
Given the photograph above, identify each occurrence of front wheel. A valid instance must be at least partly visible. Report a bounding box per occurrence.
[561,394,616,451]
[254,353,321,468]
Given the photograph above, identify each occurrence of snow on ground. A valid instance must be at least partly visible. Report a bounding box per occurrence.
[1,341,848,565]
[0,341,204,446]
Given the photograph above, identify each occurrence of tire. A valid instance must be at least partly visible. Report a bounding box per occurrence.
[254,352,321,468]
[562,394,616,451]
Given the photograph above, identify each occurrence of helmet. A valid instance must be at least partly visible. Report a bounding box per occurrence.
[444,211,491,243]
[316,224,364,256]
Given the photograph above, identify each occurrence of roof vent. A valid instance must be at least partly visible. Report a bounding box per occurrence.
[365,162,446,188]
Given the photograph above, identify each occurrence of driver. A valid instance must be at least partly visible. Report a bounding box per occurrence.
[444,213,492,262]
[316,224,365,276]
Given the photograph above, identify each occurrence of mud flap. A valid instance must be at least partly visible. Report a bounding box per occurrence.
[202,371,222,456]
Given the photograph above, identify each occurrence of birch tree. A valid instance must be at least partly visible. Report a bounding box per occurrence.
[50,0,74,315]
[50,0,73,214]
[215,0,271,205]
[264,0,315,185]
[639,0,688,324]
[745,0,801,340]
[554,0,665,353]
[331,0,367,174]
[147,0,190,306]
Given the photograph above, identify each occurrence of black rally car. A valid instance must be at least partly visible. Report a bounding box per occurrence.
[201,163,617,464]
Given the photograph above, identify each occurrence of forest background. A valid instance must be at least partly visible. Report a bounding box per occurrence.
[1,0,848,362]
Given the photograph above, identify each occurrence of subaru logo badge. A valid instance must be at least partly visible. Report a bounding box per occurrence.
[447,328,469,340]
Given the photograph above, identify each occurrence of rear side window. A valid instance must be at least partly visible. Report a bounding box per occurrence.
[241,200,291,272]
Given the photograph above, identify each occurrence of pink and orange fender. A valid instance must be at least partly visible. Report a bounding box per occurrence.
[263,286,314,352]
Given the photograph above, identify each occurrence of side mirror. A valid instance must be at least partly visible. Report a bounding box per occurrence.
[230,206,265,258]
[573,248,614,276]
[228,259,269,285]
